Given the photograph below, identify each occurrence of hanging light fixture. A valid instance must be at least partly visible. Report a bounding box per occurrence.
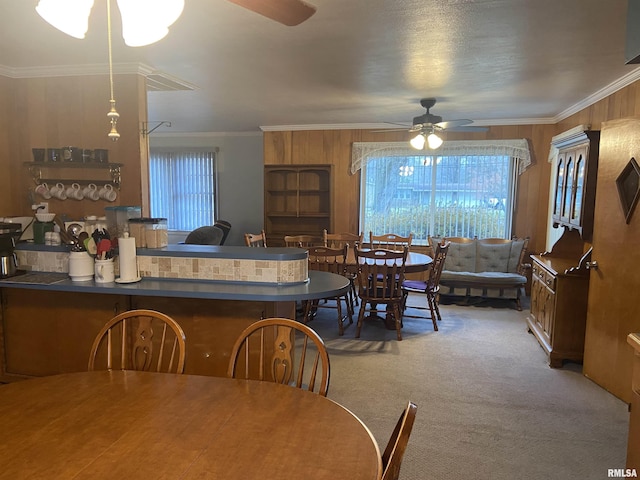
[35,0,94,39]
[35,0,184,47]
[409,128,443,150]
[35,0,184,140]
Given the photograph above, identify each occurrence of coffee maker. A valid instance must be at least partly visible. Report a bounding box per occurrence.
[0,222,22,278]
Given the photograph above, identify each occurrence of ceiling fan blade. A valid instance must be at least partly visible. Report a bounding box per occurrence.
[226,0,316,26]
[435,119,474,129]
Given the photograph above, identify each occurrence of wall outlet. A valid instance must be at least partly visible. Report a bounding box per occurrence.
[31,202,49,213]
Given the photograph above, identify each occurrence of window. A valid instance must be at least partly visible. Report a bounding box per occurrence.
[353,140,531,244]
[149,150,216,231]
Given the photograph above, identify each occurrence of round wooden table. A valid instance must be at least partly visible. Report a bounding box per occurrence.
[0,371,382,479]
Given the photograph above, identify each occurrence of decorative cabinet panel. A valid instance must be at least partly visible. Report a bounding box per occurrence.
[551,129,600,240]
[526,233,591,368]
[264,165,331,246]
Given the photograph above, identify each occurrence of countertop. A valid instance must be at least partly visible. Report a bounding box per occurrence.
[0,270,349,301]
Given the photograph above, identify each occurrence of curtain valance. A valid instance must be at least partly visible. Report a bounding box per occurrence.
[350,139,533,175]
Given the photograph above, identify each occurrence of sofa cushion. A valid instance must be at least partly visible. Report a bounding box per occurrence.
[475,241,511,272]
[440,271,527,286]
[444,240,476,272]
[508,238,526,273]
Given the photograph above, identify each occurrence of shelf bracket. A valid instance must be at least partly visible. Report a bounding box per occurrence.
[141,121,172,137]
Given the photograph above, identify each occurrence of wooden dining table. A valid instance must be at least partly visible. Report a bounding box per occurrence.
[346,249,433,274]
[0,371,382,479]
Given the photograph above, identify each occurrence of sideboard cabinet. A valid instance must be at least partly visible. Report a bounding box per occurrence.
[527,228,592,367]
[264,165,331,246]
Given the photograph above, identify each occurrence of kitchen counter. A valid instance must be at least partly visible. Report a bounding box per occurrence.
[0,263,350,380]
[0,270,349,301]
[15,243,310,285]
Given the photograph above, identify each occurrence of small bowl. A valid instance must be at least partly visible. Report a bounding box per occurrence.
[35,213,56,223]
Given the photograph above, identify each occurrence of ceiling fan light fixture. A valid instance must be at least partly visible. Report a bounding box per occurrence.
[410,132,426,150]
[36,0,94,39]
[117,0,185,47]
[427,132,443,149]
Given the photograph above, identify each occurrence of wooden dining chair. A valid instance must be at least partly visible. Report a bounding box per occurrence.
[302,245,353,335]
[323,230,363,308]
[284,234,322,247]
[244,230,267,247]
[368,232,413,251]
[401,241,450,331]
[88,309,186,373]
[354,246,408,340]
[227,317,330,396]
[381,401,418,480]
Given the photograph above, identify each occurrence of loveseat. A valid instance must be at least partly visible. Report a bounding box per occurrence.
[429,236,530,310]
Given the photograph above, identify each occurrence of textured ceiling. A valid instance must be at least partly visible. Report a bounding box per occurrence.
[0,0,638,134]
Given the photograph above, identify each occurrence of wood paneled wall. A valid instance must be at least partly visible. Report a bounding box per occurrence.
[264,125,557,255]
[265,81,640,402]
[0,74,148,219]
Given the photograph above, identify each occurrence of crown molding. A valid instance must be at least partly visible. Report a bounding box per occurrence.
[151,131,262,138]
[554,66,640,122]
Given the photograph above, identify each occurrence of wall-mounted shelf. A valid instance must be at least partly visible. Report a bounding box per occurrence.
[24,162,123,190]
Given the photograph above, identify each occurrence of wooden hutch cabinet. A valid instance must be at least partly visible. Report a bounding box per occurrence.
[527,127,599,367]
[264,165,331,246]
[552,129,600,241]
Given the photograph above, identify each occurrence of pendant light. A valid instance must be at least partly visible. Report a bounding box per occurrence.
[35,0,185,140]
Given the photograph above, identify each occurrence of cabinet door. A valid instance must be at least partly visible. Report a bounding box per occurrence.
[552,154,566,223]
[561,152,575,223]
[531,270,556,345]
[569,146,588,228]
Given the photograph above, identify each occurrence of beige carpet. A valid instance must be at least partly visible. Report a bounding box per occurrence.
[308,294,629,480]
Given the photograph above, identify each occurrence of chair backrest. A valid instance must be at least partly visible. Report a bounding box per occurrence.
[369,232,413,251]
[307,245,348,276]
[355,246,408,302]
[244,230,267,247]
[213,220,231,245]
[284,234,322,248]
[185,225,224,245]
[426,241,450,292]
[323,230,363,249]
[381,401,418,480]
[227,317,330,396]
[88,309,186,374]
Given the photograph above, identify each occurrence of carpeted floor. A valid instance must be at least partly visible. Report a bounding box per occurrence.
[307,294,629,480]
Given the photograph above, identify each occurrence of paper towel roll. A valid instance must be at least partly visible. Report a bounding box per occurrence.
[118,233,139,281]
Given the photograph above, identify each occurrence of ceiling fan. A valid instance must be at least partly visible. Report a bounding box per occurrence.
[379,98,486,150]
[226,0,317,26]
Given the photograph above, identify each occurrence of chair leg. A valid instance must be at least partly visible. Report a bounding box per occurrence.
[303,299,320,324]
[336,295,345,336]
[355,302,367,338]
[392,303,403,341]
[427,293,438,331]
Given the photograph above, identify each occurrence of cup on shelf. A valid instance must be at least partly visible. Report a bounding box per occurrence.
[35,182,51,199]
[98,184,117,202]
[50,182,67,200]
[82,183,100,201]
[46,148,61,163]
[32,148,45,163]
[66,182,84,200]
[94,149,109,163]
